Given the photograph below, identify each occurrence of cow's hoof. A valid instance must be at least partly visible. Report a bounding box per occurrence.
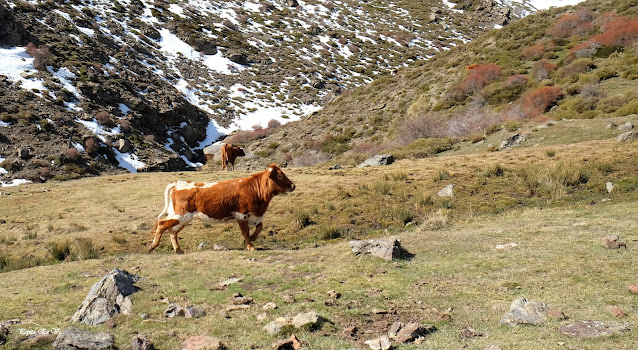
[175,248,184,254]
[246,245,255,251]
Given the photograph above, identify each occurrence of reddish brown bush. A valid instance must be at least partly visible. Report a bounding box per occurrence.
[25,42,52,71]
[459,63,502,94]
[95,111,115,128]
[267,119,281,128]
[549,9,595,38]
[65,148,81,162]
[522,41,557,60]
[521,86,563,118]
[143,134,156,142]
[532,59,558,80]
[120,119,131,132]
[593,11,618,27]
[84,138,99,155]
[25,42,38,57]
[590,16,638,47]
[567,40,601,61]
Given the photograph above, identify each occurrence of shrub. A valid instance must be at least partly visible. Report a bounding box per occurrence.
[482,163,505,177]
[46,240,72,261]
[95,111,115,128]
[320,226,343,240]
[522,43,546,60]
[503,120,522,132]
[520,162,589,199]
[396,113,446,145]
[446,106,502,137]
[591,16,638,47]
[459,63,502,95]
[532,59,558,80]
[292,210,312,230]
[433,169,450,182]
[391,137,454,159]
[84,137,99,155]
[75,237,99,260]
[25,42,52,71]
[373,181,391,195]
[267,119,281,128]
[65,148,81,162]
[521,86,563,118]
[548,9,594,38]
[503,74,529,88]
[120,119,132,132]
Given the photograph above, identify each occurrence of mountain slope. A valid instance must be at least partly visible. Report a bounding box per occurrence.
[0,0,534,184]
[243,0,638,167]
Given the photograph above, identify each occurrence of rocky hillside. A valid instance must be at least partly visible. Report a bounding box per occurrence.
[243,0,638,167]
[0,0,537,184]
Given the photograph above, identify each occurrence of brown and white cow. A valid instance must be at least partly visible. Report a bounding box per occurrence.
[221,143,245,171]
[149,164,295,254]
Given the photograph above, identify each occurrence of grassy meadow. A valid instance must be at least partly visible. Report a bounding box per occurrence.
[1,119,638,348]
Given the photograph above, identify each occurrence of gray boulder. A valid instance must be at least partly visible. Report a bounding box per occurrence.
[558,321,630,338]
[395,322,435,343]
[182,335,224,350]
[358,154,394,168]
[203,143,224,162]
[618,122,634,130]
[364,335,391,350]
[0,324,8,344]
[603,235,626,249]
[291,311,323,329]
[117,139,132,153]
[71,268,140,326]
[500,133,526,149]
[350,237,407,261]
[617,131,637,142]
[53,327,114,350]
[500,297,547,326]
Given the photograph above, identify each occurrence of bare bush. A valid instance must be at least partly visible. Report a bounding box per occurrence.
[84,138,99,155]
[267,119,281,128]
[95,111,115,128]
[395,113,446,145]
[65,148,81,162]
[291,151,330,167]
[446,107,503,137]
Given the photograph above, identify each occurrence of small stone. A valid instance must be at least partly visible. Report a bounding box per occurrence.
[271,334,301,350]
[264,318,290,335]
[395,322,434,343]
[617,131,637,142]
[140,313,149,320]
[606,182,614,193]
[458,327,483,339]
[628,285,638,294]
[558,321,630,338]
[603,235,626,249]
[372,308,389,314]
[184,305,206,318]
[495,242,518,250]
[547,309,568,320]
[606,305,627,318]
[232,294,254,305]
[484,345,503,350]
[165,303,184,318]
[257,313,268,322]
[349,237,407,261]
[500,297,548,326]
[218,277,242,288]
[283,294,296,304]
[291,311,323,329]
[437,184,454,197]
[358,154,394,168]
[197,242,207,249]
[327,290,341,299]
[324,299,336,306]
[618,122,634,130]
[343,326,358,337]
[436,313,452,322]
[263,302,278,310]
[212,244,228,251]
[364,335,391,350]
[387,321,404,340]
[181,335,224,350]
[225,305,251,312]
[132,334,155,350]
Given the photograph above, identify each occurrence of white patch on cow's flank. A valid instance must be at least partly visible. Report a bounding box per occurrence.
[173,181,217,190]
[233,212,248,220]
[247,213,263,226]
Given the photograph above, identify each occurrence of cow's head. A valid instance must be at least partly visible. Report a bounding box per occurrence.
[266,164,295,195]
[233,146,245,157]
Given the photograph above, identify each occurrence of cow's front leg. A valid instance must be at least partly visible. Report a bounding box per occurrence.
[237,220,254,251]
[249,222,263,242]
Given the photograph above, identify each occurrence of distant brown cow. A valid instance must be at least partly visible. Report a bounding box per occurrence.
[221,143,245,171]
[149,164,295,253]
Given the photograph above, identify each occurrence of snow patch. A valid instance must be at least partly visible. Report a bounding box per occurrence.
[0,47,47,92]
[118,103,131,115]
[76,118,121,142]
[1,179,32,187]
[112,149,146,173]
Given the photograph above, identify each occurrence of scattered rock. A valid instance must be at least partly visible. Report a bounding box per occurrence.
[343,325,358,337]
[283,294,296,304]
[182,335,225,350]
[165,303,184,318]
[327,290,341,299]
[364,335,391,350]
[372,308,389,315]
[291,311,323,329]
[52,327,114,350]
[606,181,614,193]
[117,139,132,153]
[617,131,637,142]
[212,244,228,251]
[225,305,251,312]
[22,334,57,347]
[500,297,548,326]
[132,334,155,350]
[603,235,626,249]
[257,313,268,321]
[437,184,454,198]
[606,305,627,318]
[198,242,207,249]
[387,321,404,339]
[500,133,526,149]
[263,302,278,310]
[495,242,518,250]
[218,277,242,288]
[264,318,290,335]
[558,321,630,338]
[71,268,140,326]
[618,122,634,130]
[324,299,336,306]
[458,327,483,338]
[271,334,301,350]
[164,304,205,318]
[349,237,408,261]
[16,147,30,159]
[232,293,254,305]
[628,285,638,294]
[436,313,452,322]
[329,164,342,170]
[358,154,394,168]
[184,305,206,318]
[547,309,568,320]
[395,322,435,343]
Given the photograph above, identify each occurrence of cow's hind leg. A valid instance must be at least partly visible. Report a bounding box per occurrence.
[249,222,263,242]
[169,219,191,254]
[237,220,255,251]
[149,219,180,252]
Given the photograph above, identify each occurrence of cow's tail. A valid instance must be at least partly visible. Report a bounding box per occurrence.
[151,182,175,235]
